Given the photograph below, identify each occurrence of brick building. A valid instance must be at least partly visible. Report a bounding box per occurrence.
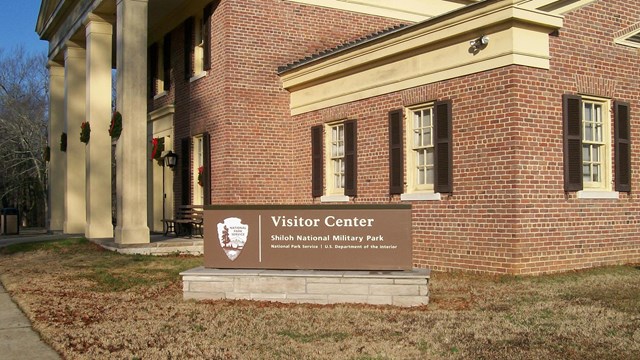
[39,0,639,274]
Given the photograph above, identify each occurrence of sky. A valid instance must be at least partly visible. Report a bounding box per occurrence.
[0,0,48,56]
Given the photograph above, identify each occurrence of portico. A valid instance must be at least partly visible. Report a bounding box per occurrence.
[37,0,152,244]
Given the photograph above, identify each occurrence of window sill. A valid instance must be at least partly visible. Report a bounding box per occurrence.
[576,190,619,199]
[320,195,350,203]
[400,193,441,201]
[153,91,167,100]
[189,71,207,83]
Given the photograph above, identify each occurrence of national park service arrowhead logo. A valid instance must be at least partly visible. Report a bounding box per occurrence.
[217,217,248,261]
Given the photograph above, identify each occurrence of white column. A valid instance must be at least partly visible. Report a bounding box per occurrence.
[47,62,65,232]
[63,45,87,234]
[85,16,114,239]
[115,0,150,244]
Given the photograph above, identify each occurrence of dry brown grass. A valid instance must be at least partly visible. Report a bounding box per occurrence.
[0,238,639,359]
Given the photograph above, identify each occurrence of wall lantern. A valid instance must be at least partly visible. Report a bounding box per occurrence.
[469,35,489,52]
[164,150,178,168]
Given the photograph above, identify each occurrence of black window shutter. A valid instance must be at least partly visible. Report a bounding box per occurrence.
[184,17,194,80]
[311,125,323,197]
[148,43,158,97]
[163,33,172,91]
[344,120,357,197]
[563,94,583,192]
[389,109,404,195]
[203,132,212,204]
[615,101,631,192]
[434,100,453,193]
[203,2,213,71]
[181,138,192,204]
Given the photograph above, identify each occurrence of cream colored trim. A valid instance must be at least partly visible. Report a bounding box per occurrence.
[153,91,168,100]
[148,106,174,136]
[190,71,208,83]
[614,37,640,49]
[41,0,102,61]
[518,0,597,14]
[400,193,442,201]
[282,1,563,115]
[576,191,619,199]
[614,28,640,49]
[320,195,350,203]
[282,4,562,87]
[148,104,176,122]
[284,0,479,21]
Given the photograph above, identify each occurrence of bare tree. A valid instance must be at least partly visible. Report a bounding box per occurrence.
[0,47,48,227]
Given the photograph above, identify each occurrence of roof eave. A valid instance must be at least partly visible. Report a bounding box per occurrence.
[278,0,507,75]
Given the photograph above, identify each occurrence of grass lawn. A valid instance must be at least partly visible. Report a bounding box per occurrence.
[0,238,638,359]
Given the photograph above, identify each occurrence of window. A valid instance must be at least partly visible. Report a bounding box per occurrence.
[582,98,609,189]
[192,135,204,205]
[391,100,452,199]
[149,36,170,98]
[148,43,159,97]
[162,33,171,91]
[180,138,191,205]
[563,95,630,194]
[328,123,345,195]
[407,105,435,192]
[181,134,210,205]
[311,120,357,200]
[193,15,205,76]
[184,3,214,81]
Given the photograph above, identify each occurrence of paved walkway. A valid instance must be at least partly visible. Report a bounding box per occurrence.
[1,229,62,358]
[0,228,70,248]
[0,228,203,255]
[0,283,60,359]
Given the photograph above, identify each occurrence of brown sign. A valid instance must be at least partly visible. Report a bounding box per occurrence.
[203,205,412,271]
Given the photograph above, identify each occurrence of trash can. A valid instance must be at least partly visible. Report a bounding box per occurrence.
[0,208,19,235]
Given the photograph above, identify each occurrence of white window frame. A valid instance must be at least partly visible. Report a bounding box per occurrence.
[581,96,612,191]
[324,121,346,197]
[614,28,640,49]
[405,103,436,194]
[320,121,350,202]
[192,134,204,205]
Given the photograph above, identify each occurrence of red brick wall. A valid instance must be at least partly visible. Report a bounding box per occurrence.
[513,0,640,274]
[149,0,402,206]
[291,69,527,273]
[290,0,640,274]
[150,0,640,274]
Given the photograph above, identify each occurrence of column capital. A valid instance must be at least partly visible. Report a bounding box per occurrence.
[84,13,115,35]
[117,0,149,5]
[64,42,86,60]
[47,61,65,75]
